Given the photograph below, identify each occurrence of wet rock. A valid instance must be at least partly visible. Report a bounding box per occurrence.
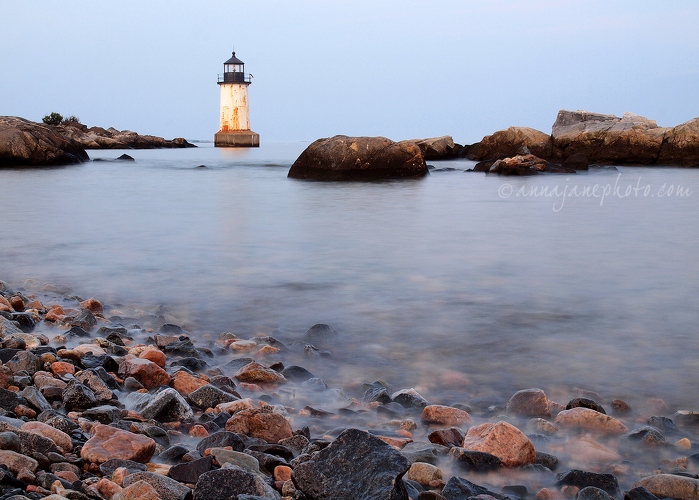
[82,405,123,424]
[576,487,615,500]
[566,398,606,414]
[535,451,559,470]
[163,338,201,358]
[610,400,631,415]
[134,387,193,423]
[278,435,309,455]
[276,365,313,384]
[70,309,97,331]
[291,428,410,500]
[21,421,72,453]
[441,475,508,500]
[209,448,260,474]
[17,428,62,456]
[392,388,429,409]
[170,370,208,396]
[507,389,551,418]
[623,487,660,500]
[407,462,443,487]
[113,480,159,500]
[428,428,465,448]
[168,456,213,484]
[672,411,699,430]
[647,416,678,434]
[118,357,171,390]
[555,470,620,497]
[362,384,392,404]
[192,467,266,500]
[562,153,589,171]
[122,471,191,500]
[99,458,148,476]
[246,449,286,474]
[554,408,627,435]
[62,380,98,412]
[528,418,558,435]
[171,357,208,372]
[80,424,156,464]
[79,353,119,372]
[625,426,667,447]
[421,405,472,426]
[0,449,39,474]
[225,407,293,444]
[461,421,536,467]
[187,384,237,409]
[76,369,115,403]
[0,387,22,411]
[633,474,699,499]
[449,448,502,472]
[0,431,21,452]
[21,386,52,412]
[138,349,166,367]
[6,351,43,376]
[302,323,337,347]
[195,431,245,454]
[234,361,286,385]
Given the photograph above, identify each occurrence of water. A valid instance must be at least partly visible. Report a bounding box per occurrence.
[1,143,698,410]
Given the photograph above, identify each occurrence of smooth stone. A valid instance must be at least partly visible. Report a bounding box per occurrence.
[633,474,699,500]
[567,398,606,414]
[0,449,39,474]
[188,384,237,409]
[461,421,536,467]
[224,407,293,444]
[113,480,160,500]
[0,431,21,452]
[81,424,156,464]
[21,421,72,453]
[554,407,628,435]
[99,458,148,476]
[209,448,260,474]
[428,427,464,448]
[440,475,508,500]
[449,448,502,472]
[392,388,429,409]
[421,405,471,426]
[407,462,442,487]
[233,361,286,384]
[280,365,314,382]
[195,430,245,454]
[576,487,615,500]
[623,487,661,500]
[507,388,551,418]
[556,469,620,497]
[168,456,213,484]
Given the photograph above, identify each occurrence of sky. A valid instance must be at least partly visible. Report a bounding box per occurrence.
[2,1,698,144]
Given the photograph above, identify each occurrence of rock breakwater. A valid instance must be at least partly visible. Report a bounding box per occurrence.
[2,277,699,499]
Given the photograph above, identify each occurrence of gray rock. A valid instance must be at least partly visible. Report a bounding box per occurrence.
[441,475,509,500]
[556,470,620,497]
[449,448,502,472]
[291,428,410,500]
[168,456,213,484]
[0,116,89,166]
[21,386,52,412]
[76,369,115,403]
[0,431,21,452]
[82,405,123,424]
[576,487,616,500]
[99,458,147,476]
[0,387,22,412]
[192,467,267,500]
[195,431,245,454]
[122,471,191,500]
[62,380,98,412]
[70,309,97,331]
[5,351,42,376]
[133,388,193,423]
[209,448,260,474]
[187,384,237,409]
[391,388,429,409]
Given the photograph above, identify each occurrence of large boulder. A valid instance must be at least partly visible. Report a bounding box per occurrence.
[0,116,89,166]
[58,122,194,149]
[288,135,428,180]
[402,136,460,160]
[657,117,699,166]
[291,428,410,499]
[551,110,666,164]
[467,126,554,161]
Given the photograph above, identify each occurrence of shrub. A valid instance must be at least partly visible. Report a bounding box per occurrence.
[42,112,63,125]
[62,115,81,125]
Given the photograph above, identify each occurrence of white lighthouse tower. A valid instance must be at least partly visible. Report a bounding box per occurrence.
[214,51,260,147]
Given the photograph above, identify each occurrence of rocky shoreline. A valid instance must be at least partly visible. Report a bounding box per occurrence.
[2,277,699,500]
[0,117,194,167]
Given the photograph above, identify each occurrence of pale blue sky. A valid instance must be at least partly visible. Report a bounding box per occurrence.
[2,1,697,144]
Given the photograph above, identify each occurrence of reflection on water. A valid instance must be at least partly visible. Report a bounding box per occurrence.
[1,144,698,409]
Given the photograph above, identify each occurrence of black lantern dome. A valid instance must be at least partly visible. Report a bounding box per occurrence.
[219,52,249,84]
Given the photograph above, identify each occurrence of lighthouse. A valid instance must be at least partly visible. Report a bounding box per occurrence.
[214,51,260,147]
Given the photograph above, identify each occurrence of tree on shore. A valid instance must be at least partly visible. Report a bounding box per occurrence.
[42,112,63,125]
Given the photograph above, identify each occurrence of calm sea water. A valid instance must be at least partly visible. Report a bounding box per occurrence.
[2,143,698,409]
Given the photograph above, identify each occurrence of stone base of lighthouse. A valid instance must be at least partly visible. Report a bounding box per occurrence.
[214,130,260,147]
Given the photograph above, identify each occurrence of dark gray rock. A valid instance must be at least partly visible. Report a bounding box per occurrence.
[362,385,391,405]
[76,369,115,403]
[5,351,42,376]
[562,153,589,171]
[555,470,620,497]
[168,456,213,484]
[647,416,679,434]
[37,410,78,434]
[576,487,615,500]
[195,431,245,455]
[122,471,192,500]
[449,448,502,472]
[428,428,464,448]
[18,430,62,456]
[566,398,606,414]
[99,458,147,476]
[535,451,559,470]
[159,445,192,463]
[0,349,22,364]
[188,384,237,409]
[171,357,208,371]
[291,428,410,500]
[78,354,119,373]
[303,323,337,347]
[192,467,266,500]
[62,379,98,411]
[70,309,97,331]
[0,387,22,411]
[135,388,193,423]
[21,386,52,412]
[0,431,21,452]
[391,389,429,409]
[625,426,667,446]
[441,475,509,500]
[82,405,123,424]
[623,487,660,500]
[280,365,315,382]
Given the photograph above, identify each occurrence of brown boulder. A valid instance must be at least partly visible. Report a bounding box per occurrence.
[0,116,89,166]
[658,117,699,166]
[461,421,536,467]
[402,136,460,160]
[421,405,472,427]
[507,388,551,418]
[234,361,286,385]
[288,135,428,180]
[21,421,73,453]
[118,357,171,390]
[551,110,666,164]
[633,474,699,500]
[0,449,39,474]
[224,406,293,443]
[553,407,628,435]
[171,370,208,395]
[81,423,156,463]
[467,126,553,161]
